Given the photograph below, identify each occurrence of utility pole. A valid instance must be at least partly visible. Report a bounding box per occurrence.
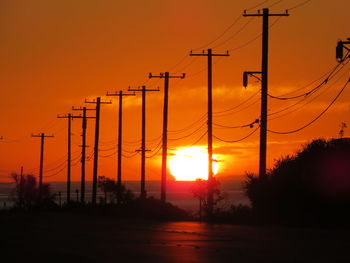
[72,106,95,203]
[31,133,54,196]
[190,48,229,217]
[57,113,73,203]
[85,97,112,205]
[243,8,289,179]
[149,72,185,202]
[106,90,135,203]
[128,86,159,199]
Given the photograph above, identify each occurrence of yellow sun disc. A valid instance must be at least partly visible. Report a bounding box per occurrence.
[169,146,219,181]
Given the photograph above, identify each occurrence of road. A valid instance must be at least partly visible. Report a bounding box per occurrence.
[1,212,349,262]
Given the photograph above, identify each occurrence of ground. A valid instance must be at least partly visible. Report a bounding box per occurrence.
[0,212,349,263]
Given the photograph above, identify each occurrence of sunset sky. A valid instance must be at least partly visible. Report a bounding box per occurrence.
[0,0,349,183]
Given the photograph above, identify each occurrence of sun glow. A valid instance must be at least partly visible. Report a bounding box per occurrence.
[169,146,219,181]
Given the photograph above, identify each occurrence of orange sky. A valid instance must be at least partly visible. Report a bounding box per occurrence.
[0,0,350,183]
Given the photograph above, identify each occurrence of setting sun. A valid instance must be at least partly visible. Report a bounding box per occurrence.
[169,146,219,181]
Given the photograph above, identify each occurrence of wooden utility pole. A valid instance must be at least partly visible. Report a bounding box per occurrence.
[31,133,54,195]
[149,72,185,202]
[72,106,95,203]
[128,86,159,199]
[57,113,73,202]
[190,48,229,217]
[106,90,135,203]
[243,8,289,179]
[85,98,112,205]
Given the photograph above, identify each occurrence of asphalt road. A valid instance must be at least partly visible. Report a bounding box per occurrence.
[1,212,349,262]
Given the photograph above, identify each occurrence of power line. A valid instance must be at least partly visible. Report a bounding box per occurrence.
[269,68,350,121]
[213,119,259,129]
[266,0,284,8]
[122,152,138,158]
[228,16,282,52]
[246,0,270,11]
[168,113,207,133]
[268,78,350,134]
[268,57,349,100]
[213,89,260,115]
[194,15,242,51]
[268,62,350,119]
[212,18,254,49]
[286,0,312,11]
[168,121,207,141]
[214,96,260,118]
[213,126,260,143]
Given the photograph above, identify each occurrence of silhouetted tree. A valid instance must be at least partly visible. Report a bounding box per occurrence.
[190,178,225,220]
[98,176,117,203]
[97,176,135,205]
[11,173,55,209]
[245,138,350,225]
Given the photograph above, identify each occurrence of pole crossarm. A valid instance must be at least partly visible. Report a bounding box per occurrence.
[135,149,151,152]
[31,134,54,138]
[72,106,96,111]
[106,90,136,96]
[85,99,112,105]
[243,10,290,17]
[190,50,230,57]
[149,72,186,79]
[128,85,160,92]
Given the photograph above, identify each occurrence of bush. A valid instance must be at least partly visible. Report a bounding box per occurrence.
[11,173,57,209]
[245,138,350,226]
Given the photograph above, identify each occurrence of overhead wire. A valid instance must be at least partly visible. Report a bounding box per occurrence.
[228,16,282,52]
[168,113,207,133]
[286,0,312,11]
[213,89,260,115]
[268,78,350,134]
[245,0,270,11]
[214,119,259,129]
[266,0,284,8]
[268,56,348,100]
[213,126,260,143]
[269,66,350,121]
[168,121,207,141]
[268,58,350,118]
[211,18,255,49]
[193,15,242,51]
